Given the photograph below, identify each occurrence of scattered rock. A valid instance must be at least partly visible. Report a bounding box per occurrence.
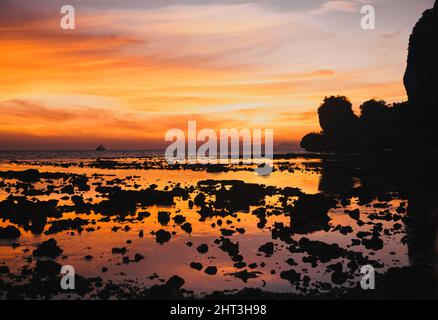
[204,266,218,275]
[155,229,172,244]
[258,242,274,257]
[347,209,360,220]
[35,260,61,277]
[134,253,144,262]
[33,238,63,258]
[173,215,186,224]
[190,262,203,271]
[0,265,10,274]
[0,226,21,239]
[220,229,236,237]
[112,247,127,255]
[197,244,209,254]
[227,270,261,283]
[181,222,192,234]
[290,194,336,234]
[158,212,171,226]
[362,235,384,251]
[166,275,185,290]
[280,269,300,285]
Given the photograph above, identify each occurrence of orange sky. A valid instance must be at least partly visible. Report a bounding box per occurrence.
[0,0,434,150]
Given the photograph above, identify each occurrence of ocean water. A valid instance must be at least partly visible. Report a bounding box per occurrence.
[0,150,163,162]
[0,150,434,299]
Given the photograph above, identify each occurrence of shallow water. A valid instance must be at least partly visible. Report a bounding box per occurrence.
[0,152,434,299]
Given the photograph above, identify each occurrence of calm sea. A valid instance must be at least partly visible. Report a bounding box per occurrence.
[0,150,163,162]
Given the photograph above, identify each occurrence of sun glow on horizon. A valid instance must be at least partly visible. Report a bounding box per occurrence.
[1,0,431,150]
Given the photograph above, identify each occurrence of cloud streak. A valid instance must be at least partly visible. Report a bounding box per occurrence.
[1,0,433,149]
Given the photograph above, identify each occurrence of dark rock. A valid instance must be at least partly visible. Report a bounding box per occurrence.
[194,193,206,206]
[285,258,297,266]
[173,215,186,224]
[204,266,218,275]
[134,253,144,262]
[155,229,171,244]
[234,262,246,269]
[258,242,274,257]
[333,225,353,235]
[45,218,89,235]
[138,211,151,220]
[158,212,170,226]
[332,271,348,285]
[33,238,63,258]
[0,265,10,274]
[35,260,61,277]
[299,238,346,263]
[166,275,185,290]
[112,247,127,255]
[280,269,300,285]
[220,228,236,237]
[347,209,360,220]
[0,226,21,239]
[197,244,209,254]
[215,237,240,258]
[189,262,203,271]
[327,262,348,285]
[227,270,261,283]
[290,194,336,233]
[181,222,192,234]
[362,235,384,251]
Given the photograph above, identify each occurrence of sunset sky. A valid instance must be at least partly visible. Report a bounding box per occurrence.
[0,0,434,150]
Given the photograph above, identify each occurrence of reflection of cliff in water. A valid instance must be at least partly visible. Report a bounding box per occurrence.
[316,151,438,292]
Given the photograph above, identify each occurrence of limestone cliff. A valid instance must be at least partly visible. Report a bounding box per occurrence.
[403,1,438,106]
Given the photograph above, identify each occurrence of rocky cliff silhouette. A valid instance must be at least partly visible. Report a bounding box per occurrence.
[404,1,438,106]
[301,0,438,152]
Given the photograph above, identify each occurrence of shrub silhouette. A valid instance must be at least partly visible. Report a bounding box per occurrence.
[300,132,326,152]
[318,96,358,138]
[300,96,359,151]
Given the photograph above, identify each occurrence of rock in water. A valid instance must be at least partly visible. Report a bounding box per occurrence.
[258,242,274,257]
[204,266,218,275]
[166,275,185,290]
[404,1,438,106]
[35,260,61,277]
[155,229,171,244]
[0,226,21,239]
[33,238,63,258]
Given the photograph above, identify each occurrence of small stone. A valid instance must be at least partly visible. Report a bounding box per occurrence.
[197,244,209,254]
[204,266,218,275]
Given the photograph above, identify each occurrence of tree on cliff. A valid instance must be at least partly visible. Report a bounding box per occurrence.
[301,96,358,151]
[300,1,438,152]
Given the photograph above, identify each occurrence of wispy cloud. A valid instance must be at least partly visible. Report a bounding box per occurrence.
[312,0,360,15]
[1,0,432,149]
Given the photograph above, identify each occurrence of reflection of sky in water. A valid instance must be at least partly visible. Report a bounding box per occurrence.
[0,157,410,296]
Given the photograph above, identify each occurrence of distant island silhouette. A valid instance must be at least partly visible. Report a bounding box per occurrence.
[301,0,438,152]
[96,145,106,151]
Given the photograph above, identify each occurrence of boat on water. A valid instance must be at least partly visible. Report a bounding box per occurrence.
[96,145,106,151]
